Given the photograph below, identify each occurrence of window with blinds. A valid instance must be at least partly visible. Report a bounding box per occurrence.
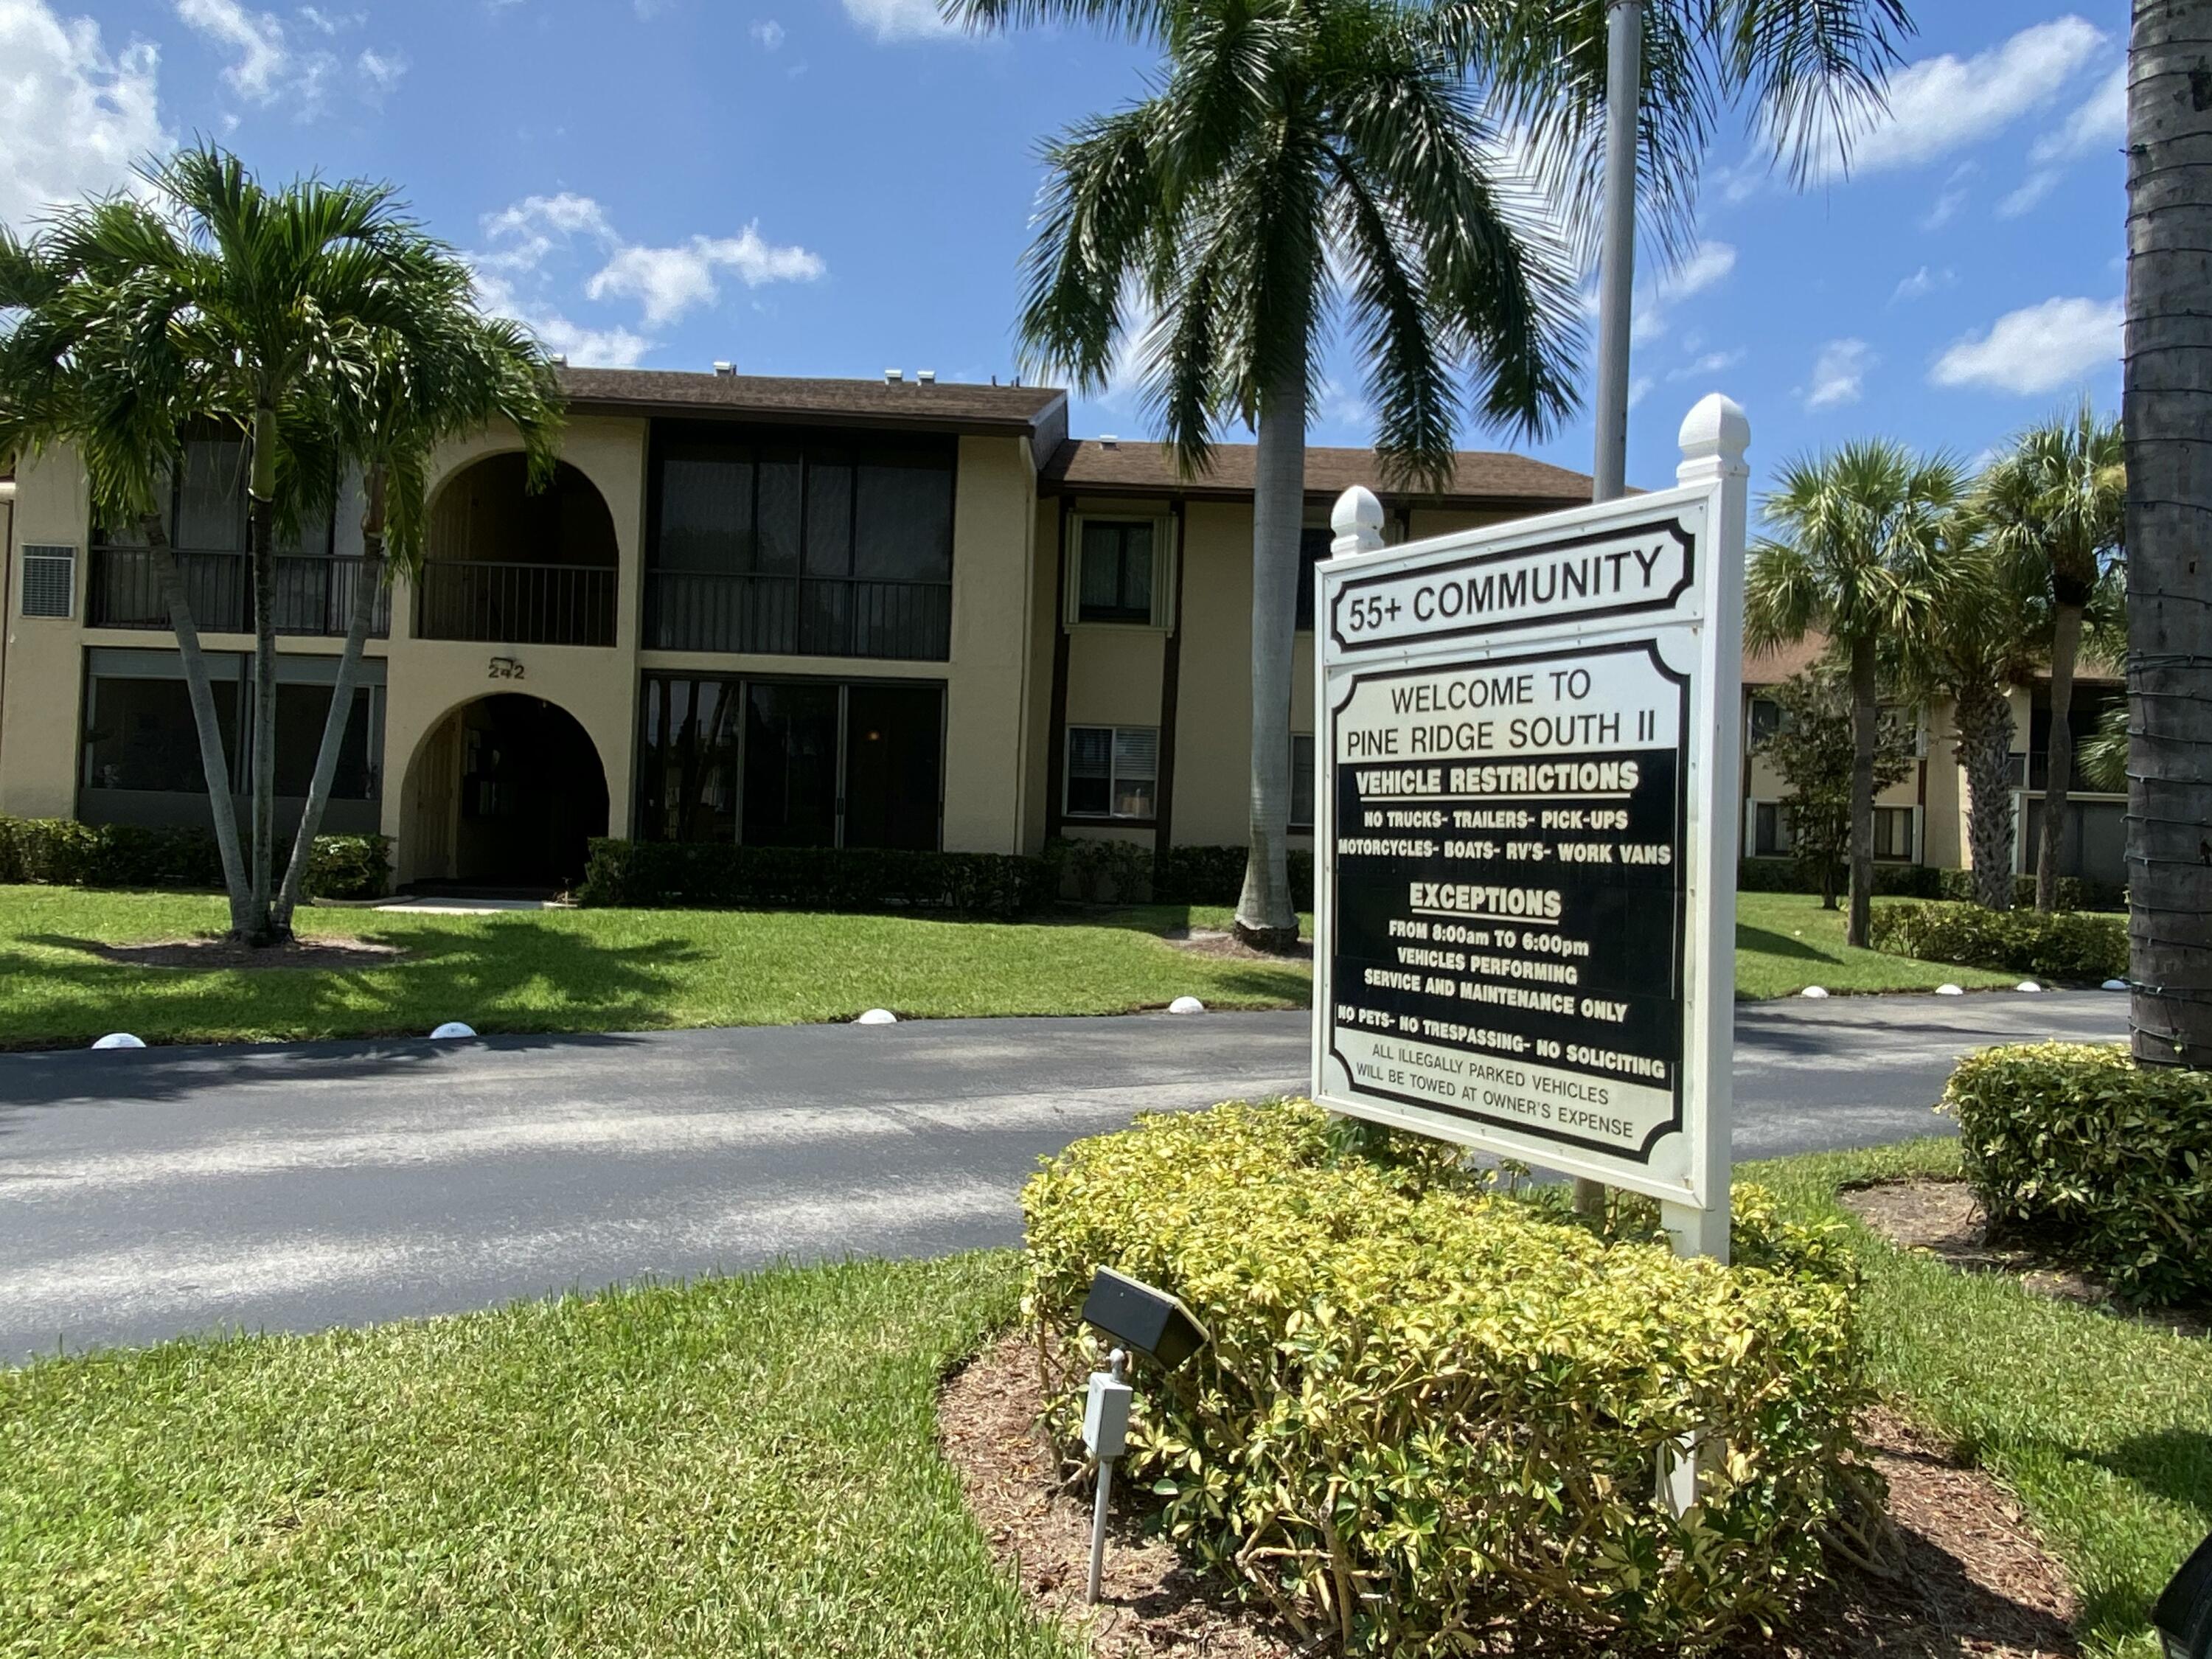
[20,546,75,618]
[1065,724,1158,820]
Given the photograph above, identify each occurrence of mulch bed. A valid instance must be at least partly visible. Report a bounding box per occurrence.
[82,936,406,972]
[1842,1179,2208,1339]
[941,1333,2079,1658]
[1162,928,1314,965]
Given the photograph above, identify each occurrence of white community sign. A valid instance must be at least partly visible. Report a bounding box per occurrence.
[1311,394,1750,1259]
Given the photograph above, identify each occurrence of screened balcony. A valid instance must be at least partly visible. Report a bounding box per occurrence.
[416,455,619,647]
[88,546,390,638]
[642,426,954,662]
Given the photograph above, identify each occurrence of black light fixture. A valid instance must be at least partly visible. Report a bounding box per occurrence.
[1079,1266,1210,1369]
[2155,1532,2212,1659]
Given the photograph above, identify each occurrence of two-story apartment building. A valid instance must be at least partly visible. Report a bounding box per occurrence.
[0,366,1597,891]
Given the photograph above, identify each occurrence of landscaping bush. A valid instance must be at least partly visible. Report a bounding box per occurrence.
[0,816,389,900]
[1868,900,2126,982]
[1152,844,1315,907]
[1736,858,1942,898]
[1023,1100,1866,1655]
[1943,1043,2212,1304]
[1044,835,1155,903]
[1935,868,2125,912]
[574,838,1054,918]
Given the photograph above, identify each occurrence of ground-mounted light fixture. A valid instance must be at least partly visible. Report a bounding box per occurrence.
[2155,1531,2212,1659]
[1077,1267,1210,1604]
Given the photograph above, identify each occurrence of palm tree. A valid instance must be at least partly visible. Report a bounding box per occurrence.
[1976,403,2124,914]
[0,147,560,944]
[950,0,1582,947]
[2121,1,2208,1068]
[1746,441,1961,948]
[1897,517,2040,911]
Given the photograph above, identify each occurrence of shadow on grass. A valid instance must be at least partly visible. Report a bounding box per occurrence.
[2085,1426,2212,1524]
[1736,923,1840,964]
[0,917,705,1064]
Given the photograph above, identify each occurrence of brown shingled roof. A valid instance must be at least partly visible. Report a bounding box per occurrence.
[1743,632,1831,686]
[555,366,1066,434]
[1043,439,1593,507]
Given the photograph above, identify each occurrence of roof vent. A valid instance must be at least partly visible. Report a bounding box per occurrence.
[549,353,568,369]
[712,361,736,378]
[884,368,903,383]
[917,369,936,385]
[1099,434,1119,449]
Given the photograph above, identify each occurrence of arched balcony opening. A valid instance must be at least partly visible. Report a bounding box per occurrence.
[415,456,619,647]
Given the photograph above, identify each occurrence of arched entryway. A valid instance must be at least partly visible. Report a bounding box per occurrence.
[403,695,609,892]
[417,455,620,647]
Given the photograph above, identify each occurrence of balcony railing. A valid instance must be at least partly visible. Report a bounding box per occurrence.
[414,560,616,647]
[645,570,951,661]
[89,546,390,638]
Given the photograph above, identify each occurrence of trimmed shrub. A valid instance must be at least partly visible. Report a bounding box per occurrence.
[574,838,1054,918]
[1045,835,1155,903]
[0,816,389,900]
[1868,900,2126,982]
[1943,1043,2212,1304]
[1736,858,1942,898]
[1153,844,1315,907]
[1023,1101,1865,1655]
[1934,868,2125,913]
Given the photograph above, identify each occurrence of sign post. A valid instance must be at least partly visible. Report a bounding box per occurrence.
[1312,394,1749,1259]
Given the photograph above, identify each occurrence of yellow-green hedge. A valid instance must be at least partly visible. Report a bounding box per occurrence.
[1022,1102,1865,1655]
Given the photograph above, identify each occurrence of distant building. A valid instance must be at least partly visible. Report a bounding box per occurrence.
[0,366,2120,891]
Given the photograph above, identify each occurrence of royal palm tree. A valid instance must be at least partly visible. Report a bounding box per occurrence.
[0,147,560,943]
[2122,0,2211,1069]
[949,0,1583,947]
[1746,441,1961,948]
[1976,402,2124,914]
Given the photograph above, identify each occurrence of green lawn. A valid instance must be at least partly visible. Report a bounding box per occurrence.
[0,885,1309,1050]
[1753,1138,2211,1658]
[2,1141,2202,1657]
[0,886,2014,1051]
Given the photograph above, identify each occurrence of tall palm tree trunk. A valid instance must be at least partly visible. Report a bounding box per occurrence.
[143,513,253,933]
[273,493,384,931]
[1846,636,1878,947]
[1234,358,1308,950]
[1953,681,2016,911]
[2035,600,2084,911]
[2123,0,2212,1067]
[246,407,282,945]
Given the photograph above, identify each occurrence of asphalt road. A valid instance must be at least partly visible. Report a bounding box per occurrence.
[0,990,2124,1363]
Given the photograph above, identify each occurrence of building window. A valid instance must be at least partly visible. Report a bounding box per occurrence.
[1065,725,1158,820]
[1294,526,1334,631]
[1747,697,1783,746]
[1753,801,1792,858]
[1076,520,1156,624]
[1873,805,1916,862]
[1290,734,1315,830]
[636,672,942,850]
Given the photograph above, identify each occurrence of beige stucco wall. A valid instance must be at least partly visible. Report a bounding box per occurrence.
[0,447,93,821]
[942,435,1037,853]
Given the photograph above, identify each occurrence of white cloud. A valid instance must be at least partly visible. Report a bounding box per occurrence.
[1921,168,1972,230]
[1890,265,1954,303]
[750,17,783,49]
[1627,375,1654,411]
[356,45,403,92]
[1804,338,1874,410]
[0,0,168,229]
[476,190,618,271]
[1625,240,1736,342]
[1668,348,1743,383]
[586,227,824,327]
[174,0,286,99]
[2033,61,2126,163]
[1930,296,2122,394]
[1998,170,2061,218]
[1809,15,2107,179]
[841,0,956,41]
[470,268,650,368]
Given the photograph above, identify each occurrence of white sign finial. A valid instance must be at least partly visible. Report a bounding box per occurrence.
[1330,485,1385,557]
[1677,393,1750,487]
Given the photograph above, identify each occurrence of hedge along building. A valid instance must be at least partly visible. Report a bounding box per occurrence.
[0,366,1596,891]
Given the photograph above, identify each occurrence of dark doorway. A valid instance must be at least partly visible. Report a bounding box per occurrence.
[453,695,609,889]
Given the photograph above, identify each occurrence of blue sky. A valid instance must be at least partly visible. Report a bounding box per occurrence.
[0,0,2127,495]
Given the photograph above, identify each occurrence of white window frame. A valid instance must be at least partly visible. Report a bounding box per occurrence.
[1063,723,1159,821]
[1065,512,1176,631]
[1871,802,1921,863]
